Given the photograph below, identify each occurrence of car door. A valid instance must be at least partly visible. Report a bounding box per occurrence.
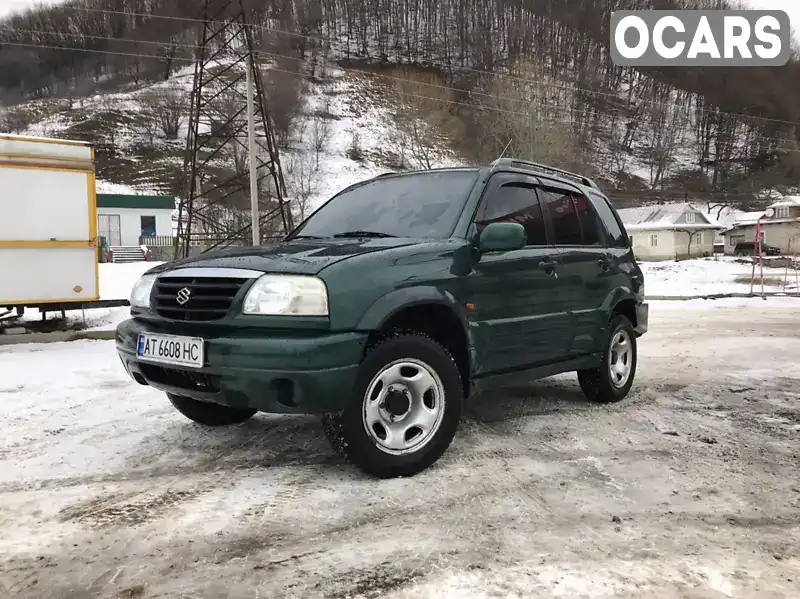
[536,181,614,357]
[464,172,571,375]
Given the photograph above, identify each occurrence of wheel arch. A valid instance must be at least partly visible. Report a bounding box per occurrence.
[603,287,640,329]
[357,287,473,397]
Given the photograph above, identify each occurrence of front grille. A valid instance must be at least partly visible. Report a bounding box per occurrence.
[139,363,221,392]
[152,276,249,321]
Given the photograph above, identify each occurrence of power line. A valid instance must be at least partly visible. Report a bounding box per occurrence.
[1,27,627,123]
[5,31,800,151]
[6,37,799,166]
[50,3,800,128]
[2,40,798,193]
[0,40,620,130]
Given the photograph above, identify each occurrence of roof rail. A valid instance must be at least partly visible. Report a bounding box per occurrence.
[490,157,599,190]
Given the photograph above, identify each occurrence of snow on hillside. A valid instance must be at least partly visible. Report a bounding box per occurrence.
[10,58,461,217]
[282,65,462,214]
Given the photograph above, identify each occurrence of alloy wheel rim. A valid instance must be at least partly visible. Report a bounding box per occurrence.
[608,328,633,388]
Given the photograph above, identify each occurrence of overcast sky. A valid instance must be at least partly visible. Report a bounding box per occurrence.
[740,0,800,43]
[0,0,798,41]
[0,0,63,20]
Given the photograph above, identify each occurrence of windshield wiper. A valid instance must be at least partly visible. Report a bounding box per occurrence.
[332,231,397,238]
[288,235,326,240]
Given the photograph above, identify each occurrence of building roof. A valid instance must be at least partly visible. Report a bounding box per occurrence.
[616,202,722,232]
[97,194,175,210]
[700,206,747,229]
[768,195,800,209]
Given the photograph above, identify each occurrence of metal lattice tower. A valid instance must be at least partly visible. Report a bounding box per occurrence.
[174,0,293,259]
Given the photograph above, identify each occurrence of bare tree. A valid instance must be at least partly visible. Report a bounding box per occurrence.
[393,66,457,169]
[143,112,160,146]
[229,139,248,175]
[675,229,701,259]
[475,59,583,170]
[157,39,180,81]
[644,100,686,190]
[143,89,187,140]
[346,130,364,162]
[310,113,333,168]
[285,152,322,222]
[262,56,304,150]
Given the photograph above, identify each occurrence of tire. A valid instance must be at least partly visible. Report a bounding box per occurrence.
[167,393,257,426]
[322,331,464,479]
[577,314,637,404]
[321,413,347,458]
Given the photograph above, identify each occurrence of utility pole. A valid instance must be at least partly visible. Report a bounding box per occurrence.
[246,53,259,246]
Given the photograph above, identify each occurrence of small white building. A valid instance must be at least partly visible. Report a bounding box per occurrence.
[721,196,800,255]
[617,203,723,261]
[96,194,175,247]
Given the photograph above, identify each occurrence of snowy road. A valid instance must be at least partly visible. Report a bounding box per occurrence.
[1,304,799,598]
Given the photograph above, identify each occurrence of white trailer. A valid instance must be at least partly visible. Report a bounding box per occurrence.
[0,134,100,312]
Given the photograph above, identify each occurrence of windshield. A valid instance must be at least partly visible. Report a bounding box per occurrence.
[288,169,480,239]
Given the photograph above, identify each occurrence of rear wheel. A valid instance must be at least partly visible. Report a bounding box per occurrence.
[577,314,637,404]
[168,394,256,426]
[322,331,463,478]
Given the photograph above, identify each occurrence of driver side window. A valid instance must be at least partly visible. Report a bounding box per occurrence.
[474,182,548,246]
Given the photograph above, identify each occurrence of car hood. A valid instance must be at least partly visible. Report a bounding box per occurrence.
[145,237,423,276]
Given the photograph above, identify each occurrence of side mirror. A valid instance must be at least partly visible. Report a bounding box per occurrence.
[477,222,526,253]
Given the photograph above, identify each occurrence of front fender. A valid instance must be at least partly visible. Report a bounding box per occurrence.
[356,286,471,334]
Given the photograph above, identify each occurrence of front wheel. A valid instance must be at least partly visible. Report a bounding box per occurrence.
[323,331,464,479]
[168,394,257,426]
[577,314,638,404]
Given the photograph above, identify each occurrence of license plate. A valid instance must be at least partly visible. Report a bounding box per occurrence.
[137,333,205,369]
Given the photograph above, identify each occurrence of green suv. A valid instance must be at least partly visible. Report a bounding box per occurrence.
[117,158,648,478]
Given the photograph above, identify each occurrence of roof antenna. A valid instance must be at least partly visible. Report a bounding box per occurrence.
[497,138,513,161]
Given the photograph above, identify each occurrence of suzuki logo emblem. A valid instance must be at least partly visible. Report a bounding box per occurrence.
[176,287,192,305]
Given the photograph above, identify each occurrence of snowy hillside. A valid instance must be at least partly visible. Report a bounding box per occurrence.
[5,57,463,219]
[2,0,799,219]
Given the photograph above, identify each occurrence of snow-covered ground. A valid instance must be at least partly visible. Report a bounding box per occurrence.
[640,256,798,297]
[1,304,798,597]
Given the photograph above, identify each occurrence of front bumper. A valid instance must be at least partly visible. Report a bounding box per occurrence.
[115,318,368,414]
[634,302,649,336]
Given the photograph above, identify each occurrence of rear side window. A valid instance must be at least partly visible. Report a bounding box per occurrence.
[587,193,629,248]
[475,183,547,246]
[571,193,603,246]
[539,188,602,246]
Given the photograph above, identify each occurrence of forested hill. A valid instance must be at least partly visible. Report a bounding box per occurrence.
[1,0,799,210]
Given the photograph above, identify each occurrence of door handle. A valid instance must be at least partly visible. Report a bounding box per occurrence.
[540,258,558,276]
[597,258,611,272]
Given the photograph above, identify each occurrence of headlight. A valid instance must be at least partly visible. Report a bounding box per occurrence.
[130,274,157,308]
[242,275,328,316]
